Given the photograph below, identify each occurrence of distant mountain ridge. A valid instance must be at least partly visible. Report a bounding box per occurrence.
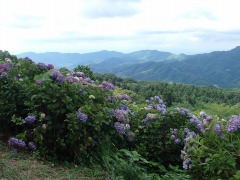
[91,46,240,88]
[17,46,240,88]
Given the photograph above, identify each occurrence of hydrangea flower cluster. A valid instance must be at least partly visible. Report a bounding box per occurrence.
[173,107,192,117]
[226,115,240,133]
[99,81,114,91]
[51,71,65,84]
[47,64,54,69]
[183,158,192,170]
[0,63,10,78]
[113,104,132,137]
[28,142,37,150]
[116,94,130,101]
[65,71,94,85]
[214,122,223,137]
[180,129,196,170]
[188,111,213,133]
[114,122,126,134]
[170,128,181,144]
[143,96,166,125]
[143,113,157,125]
[24,116,36,124]
[37,62,48,70]
[144,96,166,114]
[76,112,88,123]
[8,137,26,148]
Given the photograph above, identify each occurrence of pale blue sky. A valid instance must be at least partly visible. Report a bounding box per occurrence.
[1,0,240,54]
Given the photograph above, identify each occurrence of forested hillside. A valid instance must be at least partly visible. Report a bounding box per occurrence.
[91,46,240,88]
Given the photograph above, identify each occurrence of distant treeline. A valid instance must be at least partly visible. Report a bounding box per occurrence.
[95,73,240,106]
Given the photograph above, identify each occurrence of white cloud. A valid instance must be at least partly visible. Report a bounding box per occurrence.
[0,0,240,54]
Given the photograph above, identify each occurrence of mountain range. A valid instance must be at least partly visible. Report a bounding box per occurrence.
[17,46,240,88]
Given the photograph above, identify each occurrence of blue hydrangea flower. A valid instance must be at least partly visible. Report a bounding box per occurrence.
[24,116,36,124]
[76,112,88,123]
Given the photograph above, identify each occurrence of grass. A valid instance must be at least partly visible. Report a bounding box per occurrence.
[0,140,109,180]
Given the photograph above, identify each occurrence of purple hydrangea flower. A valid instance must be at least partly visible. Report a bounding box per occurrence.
[17,140,26,147]
[226,115,240,133]
[8,138,26,148]
[76,112,88,123]
[114,122,125,134]
[37,63,47,70]
[205,115,213,122]
[0,63,10,70]
[28,142,36,150]
[24,116,36,124]
[8,137,19,146]
[200,111,207,118]
[214,122,223,137]
[197,123,205,133]
[56,74,64,84]
[51,71,59,79]
[172,128,178,135]
[65,76,77,83]
[114,109,125,121]
[51,71,65,84]
[119,104,131,114]
[100,81,114,91]
[157,106,166,114]
[122,94,130,101]
[47,64,54,69]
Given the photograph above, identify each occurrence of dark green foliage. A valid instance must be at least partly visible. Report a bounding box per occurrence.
[95,73,240,106]
[74,65,95,80]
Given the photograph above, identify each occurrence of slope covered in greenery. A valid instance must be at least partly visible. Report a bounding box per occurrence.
[1,50,240,179]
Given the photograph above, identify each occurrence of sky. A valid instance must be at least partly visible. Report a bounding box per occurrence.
[1,0,240,55]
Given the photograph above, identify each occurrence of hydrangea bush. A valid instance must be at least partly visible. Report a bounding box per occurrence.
[1,53,240,179]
